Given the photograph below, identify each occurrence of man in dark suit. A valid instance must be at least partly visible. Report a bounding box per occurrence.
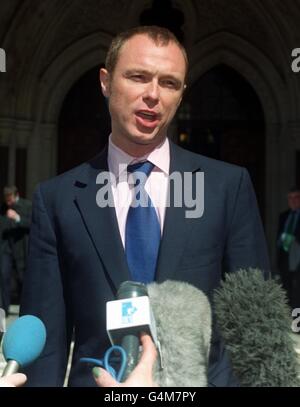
[20,26,270,387]
[277,186,300,310]
[0,186,32,314]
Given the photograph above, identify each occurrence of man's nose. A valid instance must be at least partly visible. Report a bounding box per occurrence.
[143,80,160,102]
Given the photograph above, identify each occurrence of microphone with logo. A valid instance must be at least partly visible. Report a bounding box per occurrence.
[106,280,212,386]
[106,281,158,381]
[1,315,46,377]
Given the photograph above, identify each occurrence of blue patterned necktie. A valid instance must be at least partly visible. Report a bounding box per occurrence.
[125,161,161,283]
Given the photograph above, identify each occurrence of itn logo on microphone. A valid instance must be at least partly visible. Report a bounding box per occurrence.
[122,302,138,324]
[0,308,6,334]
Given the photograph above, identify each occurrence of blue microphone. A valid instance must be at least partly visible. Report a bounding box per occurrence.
[1,315,46,376]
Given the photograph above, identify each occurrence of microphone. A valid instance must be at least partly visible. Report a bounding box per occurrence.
[214,268,300,386]
[106,281,158,381]
[2,315,46,377]
[147,280,212,387]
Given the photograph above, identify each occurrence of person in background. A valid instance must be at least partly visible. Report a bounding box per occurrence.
[0,186,31,314]
[277,186,300,311]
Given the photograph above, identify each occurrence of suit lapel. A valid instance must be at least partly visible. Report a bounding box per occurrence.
[74,148,130,293]
[73,142,202,288]
[156,142,202,282]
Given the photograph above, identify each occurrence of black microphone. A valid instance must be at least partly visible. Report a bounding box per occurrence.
[117,281,148,380]
[106,281,157,381]
[214,268,300,386]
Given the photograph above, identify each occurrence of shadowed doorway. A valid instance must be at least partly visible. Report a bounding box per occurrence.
[177,64,265,221]
[58,66,111,174]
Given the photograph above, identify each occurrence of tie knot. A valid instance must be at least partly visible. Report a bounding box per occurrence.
[127,161,155,177]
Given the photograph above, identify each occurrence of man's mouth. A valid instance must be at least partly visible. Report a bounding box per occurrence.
[135,110,161,130]
[135,110,160,122]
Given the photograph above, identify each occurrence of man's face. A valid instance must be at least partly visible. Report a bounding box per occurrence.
[100,34,186,155]
[4,193,17,207]
[288,191,300,211]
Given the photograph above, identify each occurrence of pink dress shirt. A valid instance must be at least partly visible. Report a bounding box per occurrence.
[107,136,170,247]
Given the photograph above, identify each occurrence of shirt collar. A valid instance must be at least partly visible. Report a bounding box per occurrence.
[108,135,170,180]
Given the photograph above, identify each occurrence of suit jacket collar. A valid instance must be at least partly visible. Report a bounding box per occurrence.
[73,146,129,295]
[156,141,202,282]
[73,141,202,292]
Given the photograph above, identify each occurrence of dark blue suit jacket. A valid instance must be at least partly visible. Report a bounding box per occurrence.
[20,141,270,386]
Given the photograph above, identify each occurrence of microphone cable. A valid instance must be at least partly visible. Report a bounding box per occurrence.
[80,345,127,382]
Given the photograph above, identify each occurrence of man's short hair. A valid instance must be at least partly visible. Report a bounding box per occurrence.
[3,186,18,197]
[105,25,189,77]
[289,186,300,194]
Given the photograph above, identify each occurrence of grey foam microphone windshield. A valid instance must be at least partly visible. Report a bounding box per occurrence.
[214,268,300,387]
[147,280,212,387]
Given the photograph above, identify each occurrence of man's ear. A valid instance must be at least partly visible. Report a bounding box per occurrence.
[99,68,110,97]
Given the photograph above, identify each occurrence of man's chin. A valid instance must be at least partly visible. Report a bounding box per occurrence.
[130,134,164,147]
[130,128,165,144]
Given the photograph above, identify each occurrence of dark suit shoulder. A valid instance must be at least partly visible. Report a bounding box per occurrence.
[171,142,245,178]
[199,154,243,174]
[32,149,108,214]
[39,162,89,190]
[38,149,106,191]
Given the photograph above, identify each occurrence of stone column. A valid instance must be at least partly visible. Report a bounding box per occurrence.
[0,118,32,195]
[264,122,282,271]
[0,118,14,186]
[40,122,57,180]
[265,120,300,271]
[26,121,57,197]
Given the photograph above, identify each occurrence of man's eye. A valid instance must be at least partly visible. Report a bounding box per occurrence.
[161,80,178,89]
[131,75,146,82]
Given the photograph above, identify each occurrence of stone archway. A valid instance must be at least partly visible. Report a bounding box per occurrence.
[22,27,290,267]
[182,31,289,262]
[57,65,110,174]
[25,32,112,195]
[177,64,266,220]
